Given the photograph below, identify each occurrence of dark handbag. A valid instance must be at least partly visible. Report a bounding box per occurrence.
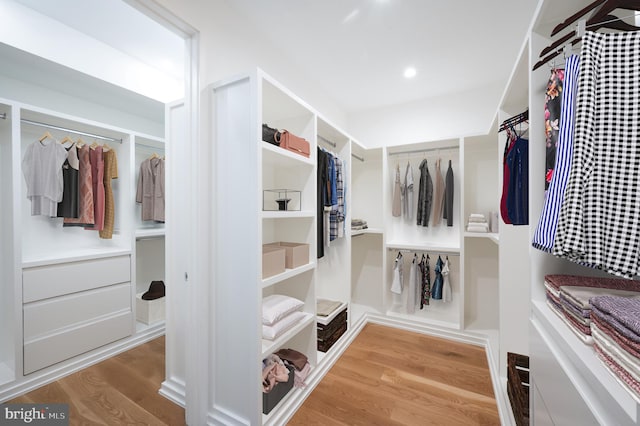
[262,124,281,146]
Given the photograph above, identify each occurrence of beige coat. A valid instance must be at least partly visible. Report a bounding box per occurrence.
[136,157,165,222]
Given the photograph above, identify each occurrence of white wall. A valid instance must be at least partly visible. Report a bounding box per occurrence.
[348,82,503,148]
[156,0,348,131]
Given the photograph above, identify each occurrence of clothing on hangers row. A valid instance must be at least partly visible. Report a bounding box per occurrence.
[391,251,452,314]
[22,133,119,239]
[317,147,346,258]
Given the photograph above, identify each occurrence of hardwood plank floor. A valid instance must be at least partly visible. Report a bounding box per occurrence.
[288,323,500,426]
[7,336,185,426]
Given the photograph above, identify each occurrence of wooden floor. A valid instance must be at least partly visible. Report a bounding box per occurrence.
[288,323,500,426]
[8,325,499,425]
[8,336,185,426]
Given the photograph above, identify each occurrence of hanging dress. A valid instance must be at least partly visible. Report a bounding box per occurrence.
[505,137,529,225]
[57,143,79,218]
[391,252,404,295]
[403,161,414,220]
[432,256,444,300]
[442,257,452,302]
[22,138,68,217]
[407,254,418,314]
[99,148,118,239]
[392,164,402,217]
[420,254,431,309]
[85,145,105,231]
[544,68,564,191]
[64,144,95,226]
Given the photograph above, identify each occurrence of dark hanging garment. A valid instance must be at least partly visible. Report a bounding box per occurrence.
[443,160,454,227]
[500,136,516,224]
[544,68,564,191]
[416,159,433,226]
[420,254,430,308]
[317,148,328,258]
[506,137,529,225]
[431,256,444,300]
[57,144,79,218]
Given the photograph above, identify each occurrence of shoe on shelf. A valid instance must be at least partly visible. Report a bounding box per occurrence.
[142,280,165,300]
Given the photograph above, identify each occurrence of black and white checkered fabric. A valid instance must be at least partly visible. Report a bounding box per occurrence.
[553,30,640,278]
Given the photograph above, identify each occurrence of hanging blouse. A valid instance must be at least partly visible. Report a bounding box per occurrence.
[432,256,444,300]
[420,254,430,308]
[403,161,414,220]
[64,144,95,227]
[99,148,118,239]
[544,68,564,191]
[391,252,404,295]
[442,257,452,302]
[22,139,68,217]
[417,159,433,226]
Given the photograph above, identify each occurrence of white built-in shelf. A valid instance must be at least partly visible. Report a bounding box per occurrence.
[262,210,315,219]
[385,241,460,255]
[261,312,314,359]
[262,262,316,288]
[22,247,132,268]
[262,141,314,167]
[135,228,165,239]
[532,300,640,423]
[351,228,384,237]
[464,232,499,244]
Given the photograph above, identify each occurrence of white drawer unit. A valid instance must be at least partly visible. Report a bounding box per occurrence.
[22,255,133,375]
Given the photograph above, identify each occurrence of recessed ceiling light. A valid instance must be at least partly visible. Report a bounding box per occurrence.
[404,67,417,79]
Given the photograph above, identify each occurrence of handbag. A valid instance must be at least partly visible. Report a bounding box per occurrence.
[262,124,281,146]
[280,130,310,158]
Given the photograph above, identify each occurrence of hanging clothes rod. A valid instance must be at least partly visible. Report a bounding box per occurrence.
[351,153,365,162]
[21,118,123,143]
[318,135,337,148]
[388,146,458,157]
[388,247,460,256]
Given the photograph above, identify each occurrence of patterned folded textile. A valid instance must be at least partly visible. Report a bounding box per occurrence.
[560,293,591,319]
[544,281,560,299]
[591,314,640,359]
[592,323,640,379]
[592,305,640,345]
[560,285,640,312]
[545,274,640,292]
[562,301,590,327]
[547,299,593,344]
[564,306,592,336]
[591,296,640,339]
[594,342,640,403]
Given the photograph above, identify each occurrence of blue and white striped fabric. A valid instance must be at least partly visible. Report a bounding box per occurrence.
[532,55,580,252]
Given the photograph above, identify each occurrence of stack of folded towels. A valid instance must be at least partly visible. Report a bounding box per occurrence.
[590,295,640,402]
[262,294,309,341]
[544,275,640,344]
[351,218,368,231]
[466,213,489,233]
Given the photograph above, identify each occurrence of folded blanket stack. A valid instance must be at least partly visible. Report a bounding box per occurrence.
[351,218,368,231]
[590,296,640,403]
[466,213,489,233]
[544,275,640,345]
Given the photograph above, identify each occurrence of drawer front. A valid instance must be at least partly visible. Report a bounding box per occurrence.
[23,310,132,375]
[23,255,131,303]
[24,283,131,340]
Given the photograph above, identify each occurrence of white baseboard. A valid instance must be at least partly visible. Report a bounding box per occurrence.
[159,377,186,408]
[0,324,165,402]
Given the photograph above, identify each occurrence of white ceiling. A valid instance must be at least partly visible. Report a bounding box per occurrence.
[224,0,540,113]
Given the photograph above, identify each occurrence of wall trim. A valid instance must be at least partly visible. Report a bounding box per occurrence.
[159,377,186,408]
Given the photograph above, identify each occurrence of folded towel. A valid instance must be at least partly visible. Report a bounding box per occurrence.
[594,343,640,403]
[592,314,640,359]
[317,299,343,317]
[560,286,640,311]
[545,275,640,292]
[466,224,488,233]
[591,296,640,338]
[592,324,640,379]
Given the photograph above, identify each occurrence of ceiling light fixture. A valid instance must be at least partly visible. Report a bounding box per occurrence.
[403,67,417,79]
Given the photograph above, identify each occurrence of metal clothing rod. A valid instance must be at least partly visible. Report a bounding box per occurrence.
[351,153,364,162]
[388,247,460,256]
[21,118,123,143]
[388,147,458,157]
[318,135,337,148]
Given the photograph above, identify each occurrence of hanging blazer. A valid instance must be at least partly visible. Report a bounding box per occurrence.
[136,157,165,222]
